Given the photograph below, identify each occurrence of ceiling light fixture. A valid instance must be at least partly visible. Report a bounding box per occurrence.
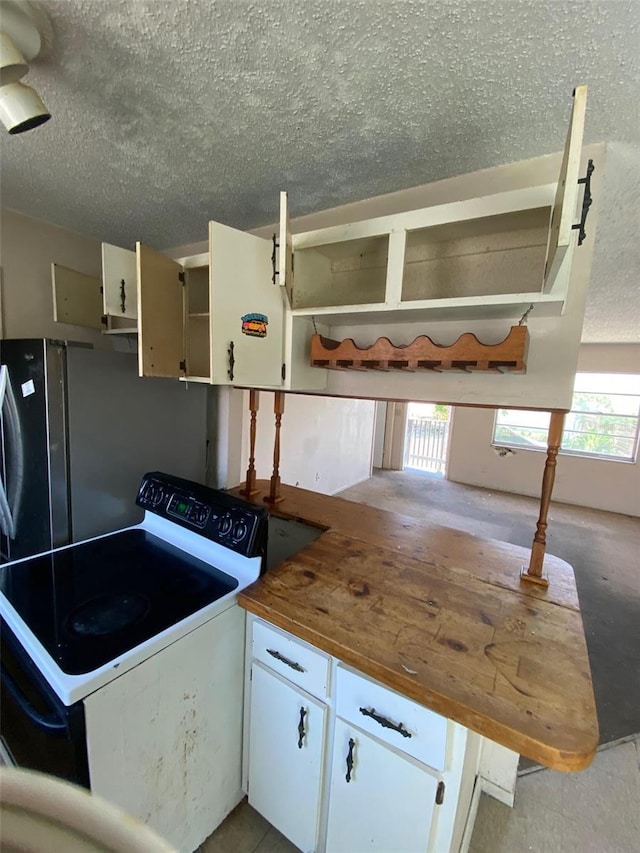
[0,79,49,132]
[0,0,50,134]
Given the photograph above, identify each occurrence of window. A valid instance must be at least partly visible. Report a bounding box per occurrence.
[493,373,640,462]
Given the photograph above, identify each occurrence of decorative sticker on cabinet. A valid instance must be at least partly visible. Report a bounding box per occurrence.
[241,313,268,338]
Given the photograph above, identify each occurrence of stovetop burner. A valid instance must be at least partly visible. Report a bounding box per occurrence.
[68,592,150,638]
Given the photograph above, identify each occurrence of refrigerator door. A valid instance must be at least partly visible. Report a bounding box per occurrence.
[0,339,69,563]
[65,346,207,542]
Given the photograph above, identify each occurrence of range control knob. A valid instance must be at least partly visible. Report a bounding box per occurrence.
[145,482,164,507]
[194,505,209,526]
[218,515,232,536]
[232,520,248,542]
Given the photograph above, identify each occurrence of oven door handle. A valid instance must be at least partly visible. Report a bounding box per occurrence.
[1,663,67,735]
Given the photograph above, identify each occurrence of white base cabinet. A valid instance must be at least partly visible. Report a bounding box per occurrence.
[248,663,327,853]
[326,718,438,853]
[244,616,482,853]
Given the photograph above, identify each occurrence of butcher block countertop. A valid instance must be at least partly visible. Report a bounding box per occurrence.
[232,481,598,772]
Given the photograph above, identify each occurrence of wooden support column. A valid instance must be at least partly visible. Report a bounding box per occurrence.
[521,411,566,588]
[240,389,260,497]
[264,391,285,504]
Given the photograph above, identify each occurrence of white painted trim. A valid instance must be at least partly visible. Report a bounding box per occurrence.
[459,776,482,853]
[479,776,516,808]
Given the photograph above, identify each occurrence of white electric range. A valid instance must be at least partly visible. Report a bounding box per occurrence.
[0,471,269,853]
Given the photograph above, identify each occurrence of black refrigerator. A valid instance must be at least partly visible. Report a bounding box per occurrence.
[0,339,208,563]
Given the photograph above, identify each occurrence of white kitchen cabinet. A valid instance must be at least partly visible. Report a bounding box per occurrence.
[335,663,448,771]
[101,242,137,333]
[287,87,587,327]
[136,219,286,387]
[244,616,481,853]
[51,263,103,330]
[248,662,327,853]
[325,717,439,853]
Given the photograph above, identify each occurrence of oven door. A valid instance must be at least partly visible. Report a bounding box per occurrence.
[0,622,90,787]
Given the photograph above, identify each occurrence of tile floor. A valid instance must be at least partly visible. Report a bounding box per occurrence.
[203,736,640,853]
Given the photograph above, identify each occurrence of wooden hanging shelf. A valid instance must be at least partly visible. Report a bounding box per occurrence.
[310,325,529,373]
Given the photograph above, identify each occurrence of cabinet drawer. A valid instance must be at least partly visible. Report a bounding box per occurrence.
[252,619,330,699]
[335,665,448,771]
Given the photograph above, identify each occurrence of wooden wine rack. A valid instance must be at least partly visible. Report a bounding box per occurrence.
[310,326,529,373]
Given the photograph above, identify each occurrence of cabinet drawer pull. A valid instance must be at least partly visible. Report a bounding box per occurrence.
[359,706,412,739]
[227,341,235,381]
[266,648,306,673]
[271,234,279,284]
[345,738,355,783]
[297,707,307,749]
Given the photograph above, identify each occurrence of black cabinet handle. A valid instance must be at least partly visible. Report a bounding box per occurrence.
[119,279,126,313]
[227,341,235,381]
[297,707,307,749]
[572,159,595,246]
[345,738,355,783]
[271,234,279,284]
[359,706,412,738]
[266,648,306,673]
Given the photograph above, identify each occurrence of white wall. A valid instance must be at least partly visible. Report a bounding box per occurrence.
[372,401,386,468]
[0,209,114,347]
[446,343,640,517]
[249,392,375,495]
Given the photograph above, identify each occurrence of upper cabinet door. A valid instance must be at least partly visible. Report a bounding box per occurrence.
[278,190,294,307]
[209,222,285,387]
[543,85,588,292]
[136,243,185,379]
[51,263,103,329]
[102,243,137,319]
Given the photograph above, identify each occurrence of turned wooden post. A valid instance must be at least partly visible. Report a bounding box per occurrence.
[239,389,260,497]
[522,411,566,588]
[264,391,285,504]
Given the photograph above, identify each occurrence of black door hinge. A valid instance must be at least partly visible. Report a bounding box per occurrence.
[99,285,104,294]
[436,781,445,805]
[100,314,108,327]
[179,359,186,372]
[178,272,185,284]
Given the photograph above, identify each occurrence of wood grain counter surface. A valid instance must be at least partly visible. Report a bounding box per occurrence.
[233,481,598,772]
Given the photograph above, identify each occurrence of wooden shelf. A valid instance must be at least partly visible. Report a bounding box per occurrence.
[309,325,529,373]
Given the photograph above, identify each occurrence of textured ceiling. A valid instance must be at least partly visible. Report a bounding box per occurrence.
[1,0,639,341]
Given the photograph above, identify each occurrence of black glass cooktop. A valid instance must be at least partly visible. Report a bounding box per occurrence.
[0,530,238,675]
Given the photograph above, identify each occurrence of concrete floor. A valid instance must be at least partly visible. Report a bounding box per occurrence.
[205,736,640,853]
[203,470,640,853]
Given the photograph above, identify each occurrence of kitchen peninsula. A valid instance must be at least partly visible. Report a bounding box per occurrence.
[233,480,597,852]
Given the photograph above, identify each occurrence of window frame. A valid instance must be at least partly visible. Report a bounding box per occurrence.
[492,373,640,464]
